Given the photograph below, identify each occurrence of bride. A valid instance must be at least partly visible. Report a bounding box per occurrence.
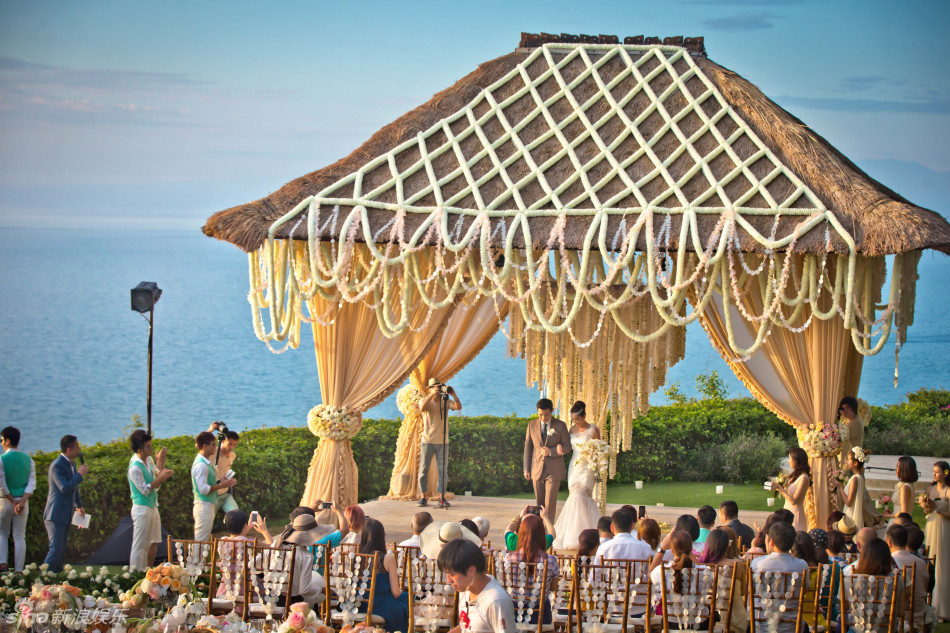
[553,400,602,550]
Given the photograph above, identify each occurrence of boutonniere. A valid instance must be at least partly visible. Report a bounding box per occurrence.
[546,428,557,437]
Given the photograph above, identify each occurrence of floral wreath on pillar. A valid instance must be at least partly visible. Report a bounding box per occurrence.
[308,404,363,440]
[796,419,850,529]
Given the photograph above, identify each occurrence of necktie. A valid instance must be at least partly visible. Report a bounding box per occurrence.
[541,423,548,439]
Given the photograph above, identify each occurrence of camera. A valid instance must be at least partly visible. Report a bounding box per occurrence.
[212,421,230,437]
[439,384,450,396]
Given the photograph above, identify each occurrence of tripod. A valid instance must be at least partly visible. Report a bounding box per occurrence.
[437,388,450,509]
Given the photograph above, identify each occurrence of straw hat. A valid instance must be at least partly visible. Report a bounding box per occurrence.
[427,378,443,387]
[835,515,857,536]
[419,521,481,560]
[284,514,335,546]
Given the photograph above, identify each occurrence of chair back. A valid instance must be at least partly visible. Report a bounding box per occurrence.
[210,537,251,612]
[658,565,715,633]
[840,573,899,633]
[491,551,555,633]
[574,558,650,633]
[548,554,577,632]
[393,544,422,591]
[246,541,296,621]
[326,549,380,627]
[167,537,213,591]
[407,555,457,633]
[711,561,746,633]
[748,569,806,633]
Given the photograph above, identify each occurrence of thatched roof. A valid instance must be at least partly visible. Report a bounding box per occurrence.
[203,41,950,257]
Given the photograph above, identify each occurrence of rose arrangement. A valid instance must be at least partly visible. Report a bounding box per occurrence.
[877,492,893,513]
[796,421,849,457]
[16,583,85,628]
[276,603,333,633]
[307,404,362,441]
[122,563,194,608]
[576,439,616,482]
[831,469,849,485]
[917,492,934,514]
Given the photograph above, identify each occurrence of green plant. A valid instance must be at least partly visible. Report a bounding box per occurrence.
[663,381,691,404]
[696,370,728,401]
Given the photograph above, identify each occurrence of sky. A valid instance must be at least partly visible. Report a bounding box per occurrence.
[1,0,949,231]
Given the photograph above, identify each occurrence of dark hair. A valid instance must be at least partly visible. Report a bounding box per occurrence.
[885,524,909,549]
[413,512,434,534]
[787,448,811,486]
[791,531,818,566]
[719,500,738,519]
[719,526,741,559]
[611,508,635,533]
[226,431,240,442]
[697,505,716,527]
[224,510,249,535]
[906,525,925,552]
[934,461,950,484]
[516,514,547,564]
[536,398,553,412]
[826,529,846,555]
[775,509,795,524]
[698,528,730,565]
[437,538,485,575]
[839,396,858,415]
[569,400,586,416]
[0,427,20,447]
[129,429,152,453]
[638,518,661,550]
[893,456,918,483]
[669,531,695,594]
[195,431,215,448]
[675,514,700,541]
[60,435,78,453]
[826,511,845,532]
[459,519,479,536]
[752,513,782,550]
[620,504,638,521]
[854,538,894,576]
[577,529,599,558]
[768,521,796,552]
[359,517,387,571]
[597,516,612,532]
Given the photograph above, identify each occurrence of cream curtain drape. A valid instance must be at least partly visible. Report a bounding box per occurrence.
[385,296,508,499]
[698,258,863,530]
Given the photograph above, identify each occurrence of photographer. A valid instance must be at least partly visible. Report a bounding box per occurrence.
[207,422,240,516]
[417,378,461,507]
[192,431,237,541]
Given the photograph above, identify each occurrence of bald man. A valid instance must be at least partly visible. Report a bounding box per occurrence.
[843,527,878,575]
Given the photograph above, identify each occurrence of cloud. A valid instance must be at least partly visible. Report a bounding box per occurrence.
[777,95,950,114]
[840,75,907,93]
[0,57,206,93]
[702,11,781,32]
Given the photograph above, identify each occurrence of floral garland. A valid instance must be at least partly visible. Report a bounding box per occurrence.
[796,421,849,458]
[307,404,362,440]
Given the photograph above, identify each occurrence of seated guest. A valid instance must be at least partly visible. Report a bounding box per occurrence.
[674,513,703,555]
[719,500,756,551]
[649,530,707,615]
[750,522,810,633]
[215,510,257,604]
[398,511,432,547]
[505,506,555,552]
[905,524,935,594]
[638,518,662,555]
[472,516,491,543]
[594,507,654,564]
[826,529,848,563]
[826,511,845,532]
[774,508,795,524]
[893,512,914,526]
[807,529,831,565]
[834,515,858,552]
[438,538,516,633]
[255,501,349,573]
[696,506,716,545]
[359,517,409,632]
[577,529,600,558]
[620,504,639,521]
[505,515,559,625]
[341,504,365,545]
[597,516,612,544]
[842,537,896,579]
[420,521,483,560]
[842,526,877,574]
[886,523,932,630]
[698,527,749,630]
[791,531,824,629]
[459,519,480,539]
[280,514,330,607]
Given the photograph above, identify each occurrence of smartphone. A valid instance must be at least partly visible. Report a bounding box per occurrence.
[321,502,333,509]
[638,505,646,520]
[249,510,260,524]
[527,505,541,516]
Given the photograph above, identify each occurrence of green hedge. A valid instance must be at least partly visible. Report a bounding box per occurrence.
[19,389,949,564]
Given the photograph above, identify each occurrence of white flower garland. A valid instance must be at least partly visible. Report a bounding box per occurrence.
[307,404,362,441]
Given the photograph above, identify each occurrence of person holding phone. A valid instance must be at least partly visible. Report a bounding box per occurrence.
[504,505,555,552]
[207,422,240,518]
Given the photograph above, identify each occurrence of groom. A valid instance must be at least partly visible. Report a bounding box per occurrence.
[523,398,571,524]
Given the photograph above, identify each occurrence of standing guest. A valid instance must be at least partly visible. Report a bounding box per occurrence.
[471,516,491,543]
[886,523,932,630]
[750,522,810,633]
[0,427,35,572]
[884,456,919,519]
[359,518,409,632]
[43,435,88,572]
[438,538,516,633]
[522,399,571,525]
[922,460,950,621]
[417,379,462,507]
[638,518,662,555]
[341,505,365,545]
[835,446,880,530]
[719,500,756,551]
[207,422,240,516]
[593,507,653,564]
[191,431,236,542]
[127,430,174,570]
[399,511,433,547]
[837,396,864,460]
[771,448,810,532]
[597,516,612,545]
[696,506,716,545]
[576,529,600,559]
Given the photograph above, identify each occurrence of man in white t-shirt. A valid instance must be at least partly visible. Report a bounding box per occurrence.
[593,508,654,564]
[438,538,515,633]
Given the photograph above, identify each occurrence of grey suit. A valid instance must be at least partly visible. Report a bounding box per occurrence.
[43,455,83,572]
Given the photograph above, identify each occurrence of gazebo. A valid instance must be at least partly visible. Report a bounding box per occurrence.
[204,34,950,530]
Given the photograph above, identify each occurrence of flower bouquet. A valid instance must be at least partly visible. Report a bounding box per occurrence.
[276,603,333,633]
[796,421,849,457]
[917,492,934,514]
[576,439,616,483]
[771,473,789,498]
[307,404,362,441]
[16,583,85,630]
[831,469,849,485]
[126,563,194,609]
[877,492,893,513]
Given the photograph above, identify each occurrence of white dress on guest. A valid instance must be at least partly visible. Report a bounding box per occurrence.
[552,426,601,550]
[844,473,871,530]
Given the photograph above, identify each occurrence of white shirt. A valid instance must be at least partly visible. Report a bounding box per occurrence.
[0,448,37,498]
[599,536,611,545]
[649,561,710,597]
[191,454,215,505]
[341,531,360,545]
[127,455,159,505]
[593,532,654,564]
[399,534,420,547]
[458,576,516,633]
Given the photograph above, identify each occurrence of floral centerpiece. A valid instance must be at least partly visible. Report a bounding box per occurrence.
[15,582,85,629]
[796,420,849,457]
[276,603,334,633]
[124,563,194,609]
[308,404,362,440]
[877,492,893,513]
[396,384,423,416]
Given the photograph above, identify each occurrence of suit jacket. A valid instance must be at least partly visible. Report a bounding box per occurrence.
[727,518,757,550]
[523,417,571,481]
[43,455,83,524]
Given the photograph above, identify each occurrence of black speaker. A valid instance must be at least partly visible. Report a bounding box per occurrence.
[131,282,162,313]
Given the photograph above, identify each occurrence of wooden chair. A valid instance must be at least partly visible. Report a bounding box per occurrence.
[839,573,900,633]
[167,537,213,596]
[748,569,807,633]
[546,554,576,631]
[896,559,933,633]
[804,563,840,633]
[709,562,745,633]
[393,543,422,592]
[573,558,649,633]
[491,551,556,633]
[407,555,457,633]
[325,549,384,628]
[658,565,716,633]
[245,541,295,622]
[207,537,252,615]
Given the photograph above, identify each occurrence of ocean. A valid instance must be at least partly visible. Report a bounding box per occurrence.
[1,227,948,454]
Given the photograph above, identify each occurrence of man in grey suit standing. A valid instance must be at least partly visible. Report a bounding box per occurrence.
[44,435,88,572]
[523,399,571,525]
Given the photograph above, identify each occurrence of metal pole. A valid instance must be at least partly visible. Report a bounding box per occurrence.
[147,308,154,436]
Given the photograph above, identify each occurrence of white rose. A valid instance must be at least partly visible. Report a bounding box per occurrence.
[63,564,72,571]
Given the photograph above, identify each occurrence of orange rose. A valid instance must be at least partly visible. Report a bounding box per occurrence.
[160,577,172,587]
[170,580,182,592]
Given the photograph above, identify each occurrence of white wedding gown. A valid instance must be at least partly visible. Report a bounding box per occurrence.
[552,426,601,550]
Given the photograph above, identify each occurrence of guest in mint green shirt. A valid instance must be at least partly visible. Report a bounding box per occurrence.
[0,427,36,572]
[504,505,555,552]
[127,430,174,570]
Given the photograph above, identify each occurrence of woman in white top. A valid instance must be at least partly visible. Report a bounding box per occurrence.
[771,447,810,532]
[552,401,601,550]
[340,505,364,545]
[923,461,950,621]
[649,530,707,617]
[883,455,918,519]
[835,446,878,530]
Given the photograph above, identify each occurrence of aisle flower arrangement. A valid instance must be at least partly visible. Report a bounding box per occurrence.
[124,563,195,608]
[0,563,142,614]
[308,404,363,440]
[796,421,849,457]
